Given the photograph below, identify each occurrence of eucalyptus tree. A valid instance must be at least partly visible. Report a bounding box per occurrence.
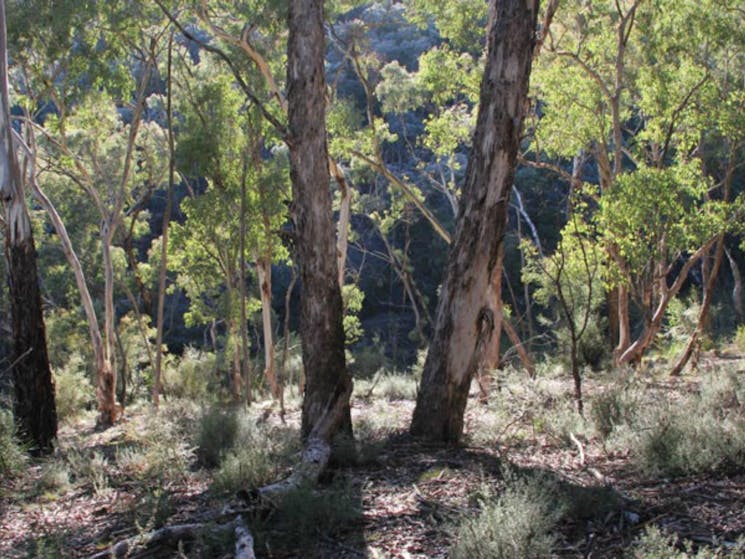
[0,0,56,453]
[287,0,353,440]
[169,60,289,401]
[528,0,745,366]
[8,0,173,424]
[156,0,355,442]
[410,0,539,442]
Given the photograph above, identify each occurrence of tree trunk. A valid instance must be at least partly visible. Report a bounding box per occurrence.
[98,223,120,425]
[410,0,539,443]
[614,283,632,361]
[0,0,56,452]
[726,247,743,323]
[239,162,251,406]
[29,165,107,392]
[479,244,505,401]
[257,257,278,398]
[331,159,351,290]
[153,33,175,407]
[671,236,725,376]
[287,0,352,440]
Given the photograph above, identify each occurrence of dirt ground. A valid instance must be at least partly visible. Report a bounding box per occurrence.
[2,353,745,558]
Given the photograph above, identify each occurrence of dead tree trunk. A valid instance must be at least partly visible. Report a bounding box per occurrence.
[410,0,539,443]
[0,0,56,453]
[287,0,352,440]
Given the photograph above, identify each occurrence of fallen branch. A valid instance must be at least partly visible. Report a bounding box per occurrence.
[91,372,352,558]
[88,515,257,559]
[234,516,256,559]
[256,379,353,503]
[569,432,586,466]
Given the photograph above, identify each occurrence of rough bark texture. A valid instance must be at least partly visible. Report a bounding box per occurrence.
[410,0,539,443]
[287,0,352,440]
[1,0,56,453]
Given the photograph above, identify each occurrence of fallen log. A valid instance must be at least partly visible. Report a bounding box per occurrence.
[88,515,256,559]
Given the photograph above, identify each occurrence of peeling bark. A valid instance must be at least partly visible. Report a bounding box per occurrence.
[410,0,539,443]
[1,0,56,452]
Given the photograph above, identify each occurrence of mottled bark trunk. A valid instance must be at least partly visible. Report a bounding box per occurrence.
[287,0,352,440]
[7,229,57,452]
[31,170,106,391]
[1,0,56,452]
[410,0,539,443]
[257,257,278,398]
[98,224,119,426]
[479,244,504,401]
[671,236,725,376]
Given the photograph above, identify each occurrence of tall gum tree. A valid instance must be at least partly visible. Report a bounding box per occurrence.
[527,0,745,367]
[0,0,56,452]
[287,0,353,440]
[410,0,539,443]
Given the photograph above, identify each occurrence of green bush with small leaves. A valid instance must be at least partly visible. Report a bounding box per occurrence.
[451,472,565,559]
[213,418,299,493]
[0,408,27,478]
[53,353,93,421]
[628,525,745,558]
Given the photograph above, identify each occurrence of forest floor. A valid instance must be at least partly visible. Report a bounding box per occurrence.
[2,349,745,558]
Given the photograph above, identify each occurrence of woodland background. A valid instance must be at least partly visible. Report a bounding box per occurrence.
[3,1,745,558]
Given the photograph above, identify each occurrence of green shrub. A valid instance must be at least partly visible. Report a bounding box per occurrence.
[196,406,239,468]
[38,459,72,496]
[451,472,565,559]
[635,405,745,477]
[590,384,639,440]
[735,325,745,354]
[213,420,298,493]
[274,479,361,542]
[164,347,216,401]
[53,353,93,421]
[627,525,745,558]
[0,408,27,478]
[66,449,110,496]
[631,373,745,477]
[349,337,393,378]
[120,406,194,484]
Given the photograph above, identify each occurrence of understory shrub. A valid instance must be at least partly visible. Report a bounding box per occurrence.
[590,383,640,440]
[164,347,216,401]
[628,525,745,558]
[632,372,745,477]
[451,471,565,559]
[196,406,240,468]
[274,479,362,542]
[53,353,93,421]
[209,408,300,493]
[0,408,26,478]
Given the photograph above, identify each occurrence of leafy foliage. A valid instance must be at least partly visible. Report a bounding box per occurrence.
[452,471,565,559]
